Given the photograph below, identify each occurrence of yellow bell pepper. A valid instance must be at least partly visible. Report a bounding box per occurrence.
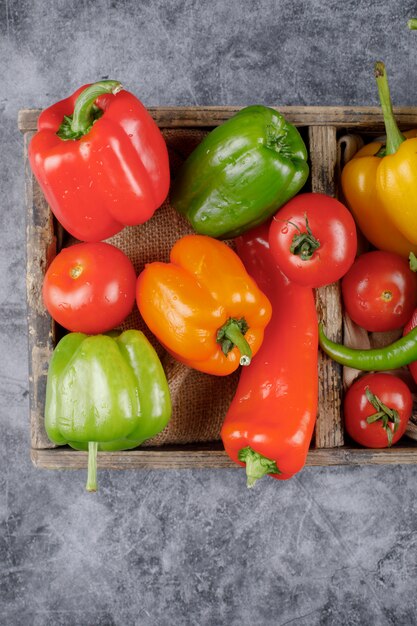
[341,62,417,258]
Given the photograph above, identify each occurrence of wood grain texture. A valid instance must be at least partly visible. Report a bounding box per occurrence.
[31,444,417,470]
[309,126,344,449]
[17,105,417,133]
[25,132,57,450]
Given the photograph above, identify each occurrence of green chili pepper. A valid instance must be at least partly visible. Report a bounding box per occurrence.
[318,323,417,371]
[171,105,309,239]
[45,329,172,492]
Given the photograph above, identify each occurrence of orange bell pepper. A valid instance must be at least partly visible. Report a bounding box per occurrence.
[136,234,272,376]
[341,62,417,258]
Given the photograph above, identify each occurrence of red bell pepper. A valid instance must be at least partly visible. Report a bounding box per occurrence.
[29,81,170,242]
[221,222,319,486]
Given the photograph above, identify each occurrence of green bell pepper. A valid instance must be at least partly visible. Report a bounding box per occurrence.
[45,329,172,491]
[171,105,309,239]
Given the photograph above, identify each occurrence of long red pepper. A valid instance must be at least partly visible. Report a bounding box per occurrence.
[221,222,319,486]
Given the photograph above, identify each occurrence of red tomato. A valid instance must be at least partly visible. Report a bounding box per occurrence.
[341,251,417,332]
[344,373,412,448]
[268,192,357,287]
[43,242,136,333]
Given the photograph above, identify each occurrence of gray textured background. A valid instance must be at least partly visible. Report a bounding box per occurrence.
[3,1,417,624]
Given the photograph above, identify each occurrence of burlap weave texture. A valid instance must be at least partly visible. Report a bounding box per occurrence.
[107,129,240,445]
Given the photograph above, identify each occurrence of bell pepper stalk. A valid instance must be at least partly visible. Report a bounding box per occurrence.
[238,447,281,488]
[86,442,99,492]
[221,223,319,487]
[136,234,272,376]
[319,323,417,371]
[374,62,405,156]
[45,330,172,492]
[410,251,417,272]
[171,105,309,239]
[29,81,170,242]
[340,62,417,257]
[56,80,122,140]
[215,318,252,365]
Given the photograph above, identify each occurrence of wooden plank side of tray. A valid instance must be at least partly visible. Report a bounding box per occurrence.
[24,131,57,450]
[309,126,344,449]
[30,445,417,470]
[17,105,417,133]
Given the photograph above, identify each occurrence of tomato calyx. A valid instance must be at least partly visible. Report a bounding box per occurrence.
[365,386,400,446]
[288,214,320,261]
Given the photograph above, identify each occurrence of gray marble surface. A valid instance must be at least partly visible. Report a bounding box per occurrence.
[2,1,417,624]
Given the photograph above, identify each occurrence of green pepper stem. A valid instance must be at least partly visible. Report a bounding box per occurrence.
[410,252,417,272]
[71,80,122,136]
[374,62,405,155]
[217,318,252,365]
[57,81,122,140]
[408,18,417,30]
[238,446,281,488]
[86,441,98,492]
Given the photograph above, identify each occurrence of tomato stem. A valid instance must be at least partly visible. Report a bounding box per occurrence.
[238,446,281,488]
[365,387,400,447]
[70,264,83,279]
[289,213,320,261]
[381,290,393,302]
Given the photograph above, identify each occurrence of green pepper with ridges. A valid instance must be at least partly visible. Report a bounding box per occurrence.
[171,105,309,239]
[45,329,172,491]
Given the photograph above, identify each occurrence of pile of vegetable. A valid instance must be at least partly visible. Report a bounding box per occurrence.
[29,46,417,491]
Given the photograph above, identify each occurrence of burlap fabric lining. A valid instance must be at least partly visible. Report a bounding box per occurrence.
[105,129,240,445]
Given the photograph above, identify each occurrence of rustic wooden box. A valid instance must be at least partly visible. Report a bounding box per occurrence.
[18,106,417,472]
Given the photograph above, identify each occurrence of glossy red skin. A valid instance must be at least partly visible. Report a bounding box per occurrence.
[344,373,412,448]
[43,242,137,333]
[341,250,417,332]
[403,308,417,383]
[29,85,170,242]
[268,192,357,288]
[221,222,318,480]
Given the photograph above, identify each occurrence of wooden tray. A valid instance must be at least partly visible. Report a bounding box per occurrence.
[18,105,417,471]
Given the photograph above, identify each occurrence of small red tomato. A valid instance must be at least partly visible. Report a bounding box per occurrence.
[341,250,417,332]
[344,373,412,448]
[43,242,136,334]
[268,192,357,288]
